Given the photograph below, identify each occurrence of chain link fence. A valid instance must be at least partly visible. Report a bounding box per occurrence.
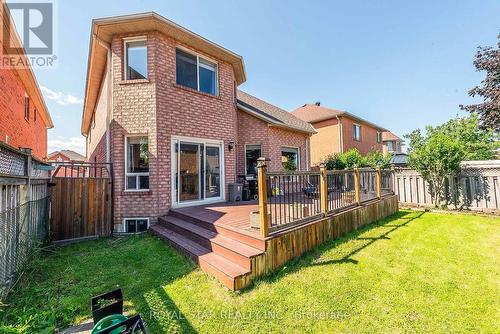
[0,195,50,299]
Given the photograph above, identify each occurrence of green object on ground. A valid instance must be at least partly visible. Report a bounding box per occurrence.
[91,314,127,334]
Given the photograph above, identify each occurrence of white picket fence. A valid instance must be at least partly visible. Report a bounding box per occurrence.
[395,161,500,212]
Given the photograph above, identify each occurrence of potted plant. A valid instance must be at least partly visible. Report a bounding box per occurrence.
[91,288,124,324]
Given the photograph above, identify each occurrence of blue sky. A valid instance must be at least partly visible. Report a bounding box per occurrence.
[18,0,500,154]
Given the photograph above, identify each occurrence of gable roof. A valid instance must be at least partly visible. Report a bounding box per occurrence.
[1,1,53,128]
[292,104,387,131]
[48,150,86,162]
[382,131,402,142]
[82,12,246,134]
[236,91,316,134]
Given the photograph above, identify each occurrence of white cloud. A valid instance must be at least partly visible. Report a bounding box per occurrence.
[41,86,83,105]
[48,136,85,155]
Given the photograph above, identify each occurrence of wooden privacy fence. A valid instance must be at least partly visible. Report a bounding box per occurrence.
[50,163,112,242]
[394,162,500,212]
[256,158,395,236]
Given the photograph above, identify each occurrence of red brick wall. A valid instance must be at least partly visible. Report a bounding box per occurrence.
[104,31,238,230]
[341,116,383,155]
[236,109,309,173]
[0,67,47,159]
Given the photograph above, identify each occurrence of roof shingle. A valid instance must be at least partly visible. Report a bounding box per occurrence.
[236,91,316,134]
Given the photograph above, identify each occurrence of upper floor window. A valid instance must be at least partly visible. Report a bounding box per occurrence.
[176,48,218,95]
[125,136,149,190]
[24,95,29,120]
[124,38,147,80]
[376,131,382,143]
[353,124,361,141]
[387,141,394,152]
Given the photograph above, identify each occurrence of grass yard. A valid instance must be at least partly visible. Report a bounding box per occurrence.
[0,210,499,333]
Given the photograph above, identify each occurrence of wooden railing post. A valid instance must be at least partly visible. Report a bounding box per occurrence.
[257,157,269,237]
[376,167,381,199]
[354,167,361,205]
[319,163,328,213]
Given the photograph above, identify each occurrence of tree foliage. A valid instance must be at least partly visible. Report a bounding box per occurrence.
[405,114,496,206]
[323,148,392,170]
[460,35,500,131]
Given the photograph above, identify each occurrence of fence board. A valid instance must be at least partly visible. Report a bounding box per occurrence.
[50,177,111,241]
[395,165,500,212]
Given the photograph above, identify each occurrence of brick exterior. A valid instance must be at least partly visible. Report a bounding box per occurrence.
[86,31,311,231]
[341,116,383,155]
[0,67,47,159]
[236,110,309,173]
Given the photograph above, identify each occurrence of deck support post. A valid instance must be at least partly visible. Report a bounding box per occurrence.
[319,163,328,213]
[354,167,361,205]
[257,157,269,238]
[376,167,381,199]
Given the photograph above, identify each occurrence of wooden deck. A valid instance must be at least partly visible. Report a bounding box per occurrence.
[173,200,262,238]
[151,195,399,290]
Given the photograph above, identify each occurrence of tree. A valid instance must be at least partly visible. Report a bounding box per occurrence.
[460,35,500,131]
[405,115,496,206]
[341,149,364,169]
[364,149,392,168]
[324,153,346,170]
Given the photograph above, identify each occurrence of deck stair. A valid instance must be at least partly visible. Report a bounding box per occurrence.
[150,209,265,290]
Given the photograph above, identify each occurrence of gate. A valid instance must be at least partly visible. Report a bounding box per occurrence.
[50,163,112,242]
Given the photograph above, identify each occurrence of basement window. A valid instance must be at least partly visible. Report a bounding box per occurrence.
[125,136,149,190]
[176,48,218,95]
[123,218,149,233]
[124,38,148,80]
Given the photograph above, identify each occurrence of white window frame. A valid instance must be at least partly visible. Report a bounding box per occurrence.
[376,131,382,143]
[281,146,301,171]
[353,124,362,141]
[122,217,150,234]
[123,36,148,80]
[244,144,262,178]
[387,141,394,152]
[124,135,149,192]
[175,46,219,96]
[170,135,225,208]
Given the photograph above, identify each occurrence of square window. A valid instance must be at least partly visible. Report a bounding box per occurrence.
[175,48,218,95]
[125,39,147,80]
[281,147,299,171]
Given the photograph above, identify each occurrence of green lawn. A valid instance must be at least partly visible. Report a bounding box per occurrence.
[1,210,499,333]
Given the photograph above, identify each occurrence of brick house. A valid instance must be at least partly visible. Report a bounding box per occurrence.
[47,150,86,163]
[81,12,314,233]
[0,2,53,159]
[292,103,387,166]
[382,131,404,154]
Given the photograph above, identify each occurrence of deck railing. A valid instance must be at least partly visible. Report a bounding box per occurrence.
[256,158,394,237]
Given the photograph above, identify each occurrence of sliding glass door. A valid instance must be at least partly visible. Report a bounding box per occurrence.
[172,138,224,206]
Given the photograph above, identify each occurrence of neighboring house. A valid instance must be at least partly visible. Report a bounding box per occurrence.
[0,1,53,159]
[292,102,387,165]
[47,150,86,163]
[81,12,314,232]
[382,131,403,154]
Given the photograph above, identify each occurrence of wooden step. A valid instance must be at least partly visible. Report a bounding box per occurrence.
[159,216,262,270]
[169,209,266,251]
[150,225,250,290]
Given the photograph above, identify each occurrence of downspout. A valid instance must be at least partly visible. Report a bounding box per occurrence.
[336,115,343,153]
